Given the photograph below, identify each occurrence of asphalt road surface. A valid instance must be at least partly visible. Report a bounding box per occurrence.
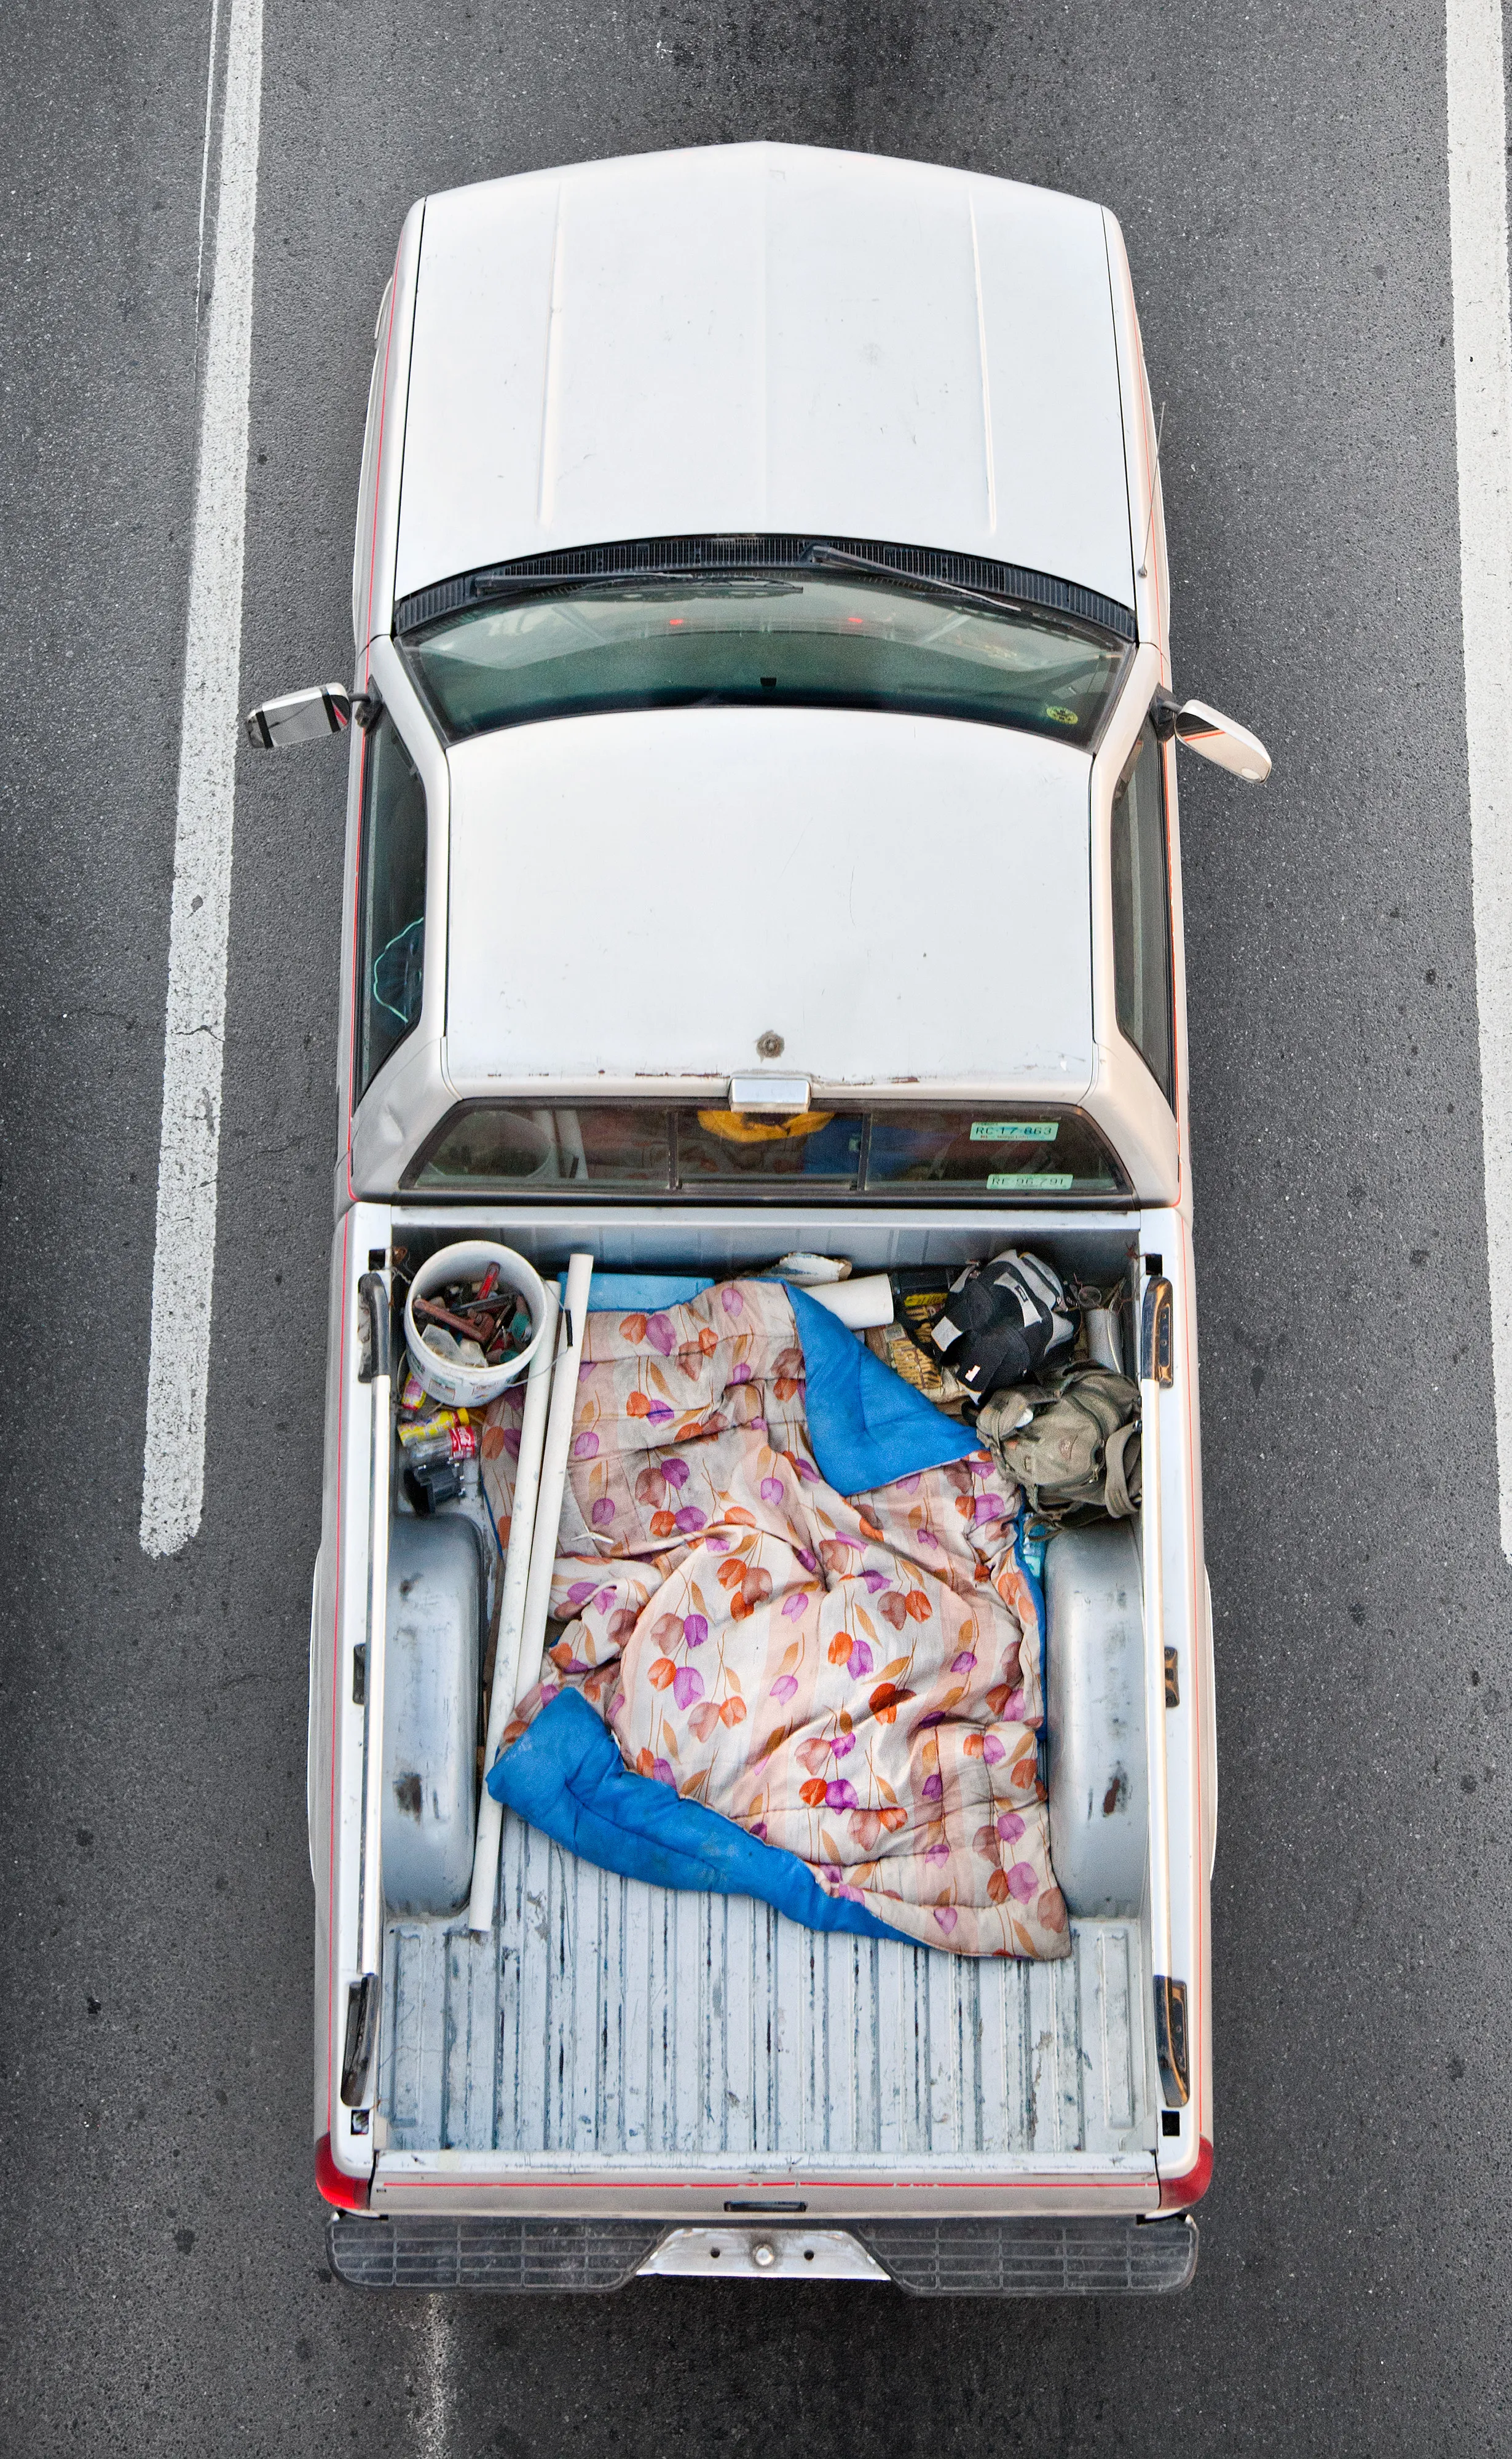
[2,3,1508,2452]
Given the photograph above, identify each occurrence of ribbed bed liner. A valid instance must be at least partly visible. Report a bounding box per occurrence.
[380,1812,1152,2168]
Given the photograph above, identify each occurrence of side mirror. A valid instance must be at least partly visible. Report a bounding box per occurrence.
[245,684,353,749]
[1155,694,1271,783]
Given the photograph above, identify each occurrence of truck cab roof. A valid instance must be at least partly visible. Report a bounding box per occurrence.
[443,703,1097,1099]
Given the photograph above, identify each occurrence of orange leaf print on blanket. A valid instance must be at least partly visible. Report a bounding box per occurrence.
[800,1778,828,1807]
[773,1346,804,1401]
[648,1657,677,1690]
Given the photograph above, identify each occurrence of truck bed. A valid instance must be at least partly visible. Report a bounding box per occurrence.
[380,1834,1151,2170]
[317,1199,1200,2213]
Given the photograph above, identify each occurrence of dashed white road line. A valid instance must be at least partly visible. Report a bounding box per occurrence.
[140,0,262,1558]
[415,2297,458,2459]
[1446,0,1512,1558]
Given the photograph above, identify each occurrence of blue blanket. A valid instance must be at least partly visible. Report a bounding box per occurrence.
[784,1282,976,1494]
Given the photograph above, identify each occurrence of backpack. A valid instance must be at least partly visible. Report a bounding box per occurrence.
[975,1367,1141,1522]
[927,1250,1074,1400]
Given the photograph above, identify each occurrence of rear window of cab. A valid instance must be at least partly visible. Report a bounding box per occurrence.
[402,1103,1130,1200]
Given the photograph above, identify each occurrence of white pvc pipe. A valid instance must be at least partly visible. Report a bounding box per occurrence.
[511,1254,594,1721]
[797,1272,893,1330]
[1140,1363,1172,1991]
[465,1283,559,1934]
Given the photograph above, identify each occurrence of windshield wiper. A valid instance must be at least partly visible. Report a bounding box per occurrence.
[798,539,1030,618]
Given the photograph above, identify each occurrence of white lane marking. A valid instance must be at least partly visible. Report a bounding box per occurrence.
[416,2297,457,2459]
[140,0,263,1559]
[1446,0,1512,1557]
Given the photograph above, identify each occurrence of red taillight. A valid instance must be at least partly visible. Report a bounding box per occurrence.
[315,2132,371,2211]
[1158,2135,1213,2211]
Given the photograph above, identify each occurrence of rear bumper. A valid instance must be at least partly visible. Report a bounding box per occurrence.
[326,2211,1199,2295]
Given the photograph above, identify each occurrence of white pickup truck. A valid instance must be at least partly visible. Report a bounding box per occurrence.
[251,142,1268,2296]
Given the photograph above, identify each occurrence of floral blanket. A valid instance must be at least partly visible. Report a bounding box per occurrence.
[482,1280,1068,1959]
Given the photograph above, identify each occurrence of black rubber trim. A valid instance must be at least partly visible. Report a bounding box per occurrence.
[393,532,1136,645]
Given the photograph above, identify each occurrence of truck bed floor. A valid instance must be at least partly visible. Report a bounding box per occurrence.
[379,1812,1152,2171]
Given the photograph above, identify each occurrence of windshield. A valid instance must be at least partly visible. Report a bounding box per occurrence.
[403,571,1129,748]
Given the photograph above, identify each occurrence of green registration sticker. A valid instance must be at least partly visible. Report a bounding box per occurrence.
[971,1120,1058,1143]
[986,1171,1074,1191]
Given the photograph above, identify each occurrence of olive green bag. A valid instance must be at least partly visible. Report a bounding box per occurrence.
[976,1367,1141,1522]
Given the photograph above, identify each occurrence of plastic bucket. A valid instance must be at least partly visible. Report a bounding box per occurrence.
[403,1241,551,1410]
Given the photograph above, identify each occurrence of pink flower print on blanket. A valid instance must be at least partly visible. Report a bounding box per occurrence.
[492,1279,1067,1959]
